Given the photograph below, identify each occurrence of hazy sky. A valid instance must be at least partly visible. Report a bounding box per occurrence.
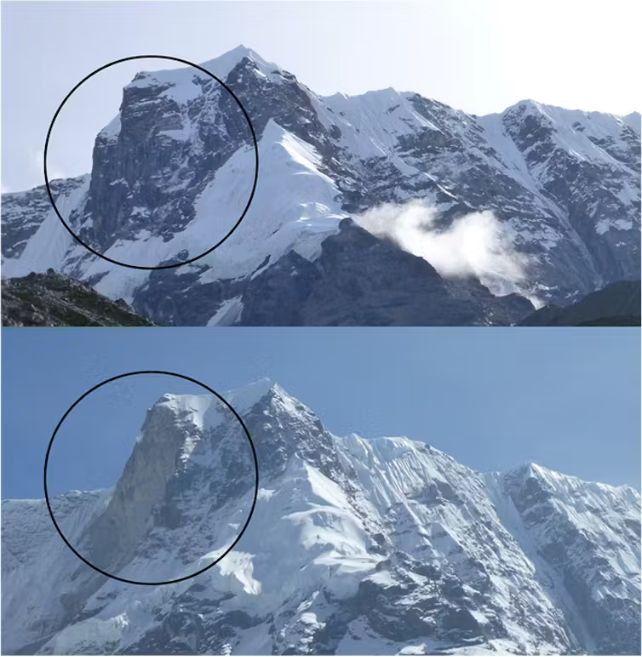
[3,327,640,498]
[2,0,641,192]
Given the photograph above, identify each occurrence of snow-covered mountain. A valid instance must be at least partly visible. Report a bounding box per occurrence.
[2,46,639,325]
[3,380,640,654]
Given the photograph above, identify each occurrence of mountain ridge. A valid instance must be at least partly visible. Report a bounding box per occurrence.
[3,380,639,655]
[2,46,639,326]
[519,279,641,326]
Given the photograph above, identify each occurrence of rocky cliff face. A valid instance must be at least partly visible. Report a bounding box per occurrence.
[497,464,640,655]
[133,220,532,326]
[3,381,639,654]
[77,64,255,259]
[2,47,638,325]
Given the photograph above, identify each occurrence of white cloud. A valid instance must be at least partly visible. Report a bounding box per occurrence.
[355,199,531,299]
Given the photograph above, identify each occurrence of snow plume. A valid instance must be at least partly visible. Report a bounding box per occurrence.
[355,199,530,298]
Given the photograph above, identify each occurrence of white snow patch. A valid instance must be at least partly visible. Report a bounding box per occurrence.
[595,218,634,235]
[214,551,262,596]
[206,296,244,326]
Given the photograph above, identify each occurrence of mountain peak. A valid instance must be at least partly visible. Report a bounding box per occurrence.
[504,98,555,119]
[214,44,267,63]
[152,392,214,429]
[202,44,278,81]
[507,461,558,482]
[150,378,291,427]
[122,45,278,103]
[225,376,281,410]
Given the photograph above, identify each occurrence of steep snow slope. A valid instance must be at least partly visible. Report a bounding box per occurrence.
[2,381,639,655]
[2,176,90,276]
[2,46,638,325]
[2,490,112,653]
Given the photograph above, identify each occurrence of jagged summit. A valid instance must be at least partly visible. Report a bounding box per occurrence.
[505,98,555,113]
[123,45,282,101]
[505,461,558,480]
[152,377,289,418]
[202,44,279,79]
[225,376,288,409]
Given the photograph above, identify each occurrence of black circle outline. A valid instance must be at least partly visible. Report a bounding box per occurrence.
[43,55,259,270]
[43,370,260,586]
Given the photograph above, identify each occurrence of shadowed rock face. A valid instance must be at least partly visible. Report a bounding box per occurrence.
[3,383,640,655]
[133,220,533,326]
[519,279,641,326]
[238,220,533,326]
[79,65,255,256]
[500,104,641,286]
[2,49,639,326]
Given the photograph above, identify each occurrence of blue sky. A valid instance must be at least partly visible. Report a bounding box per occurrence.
[2,327,640,498]
[3,0,641,191]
